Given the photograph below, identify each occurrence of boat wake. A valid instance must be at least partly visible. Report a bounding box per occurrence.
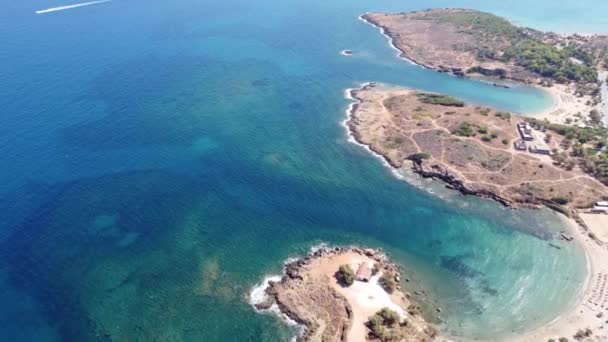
[36,0,111,14]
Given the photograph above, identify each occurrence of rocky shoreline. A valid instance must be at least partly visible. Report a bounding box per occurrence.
[345,83,608,243]
[360,11,604,88]
[347,84,521,209]
[254,246,438,342]
[360,13,472,80]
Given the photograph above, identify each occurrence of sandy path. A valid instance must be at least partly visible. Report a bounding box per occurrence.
[309,253,401,342]
[308,252,431,342]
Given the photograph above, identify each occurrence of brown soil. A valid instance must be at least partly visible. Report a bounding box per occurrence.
[256,247,440,342]
[347,83,608,209]
[362,10,536,83]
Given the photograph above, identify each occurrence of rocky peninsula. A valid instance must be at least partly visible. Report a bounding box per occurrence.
[361,9,608,126]
[254,246,441,342]
[347,83,608,210]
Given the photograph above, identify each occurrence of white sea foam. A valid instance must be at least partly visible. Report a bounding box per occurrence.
[358,14,419,67]
[308,242,329,254]
[36,0,111,14]
[341,84,406,181]
[249,274,282,310]
[249,274,305,339]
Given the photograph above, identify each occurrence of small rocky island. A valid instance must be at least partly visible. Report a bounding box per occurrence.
[254,246,440,342]
[347,83,608,210]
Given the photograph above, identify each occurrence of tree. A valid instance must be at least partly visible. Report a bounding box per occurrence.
[589,109,602,126]
[367,308,403,342]
[337,264,355,286]
[379,273,397,294]
[408,153,431,164]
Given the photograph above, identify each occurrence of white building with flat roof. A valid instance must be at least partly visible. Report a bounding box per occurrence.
[529,143,552,155]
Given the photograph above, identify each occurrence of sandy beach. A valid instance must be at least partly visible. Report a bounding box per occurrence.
[531,83,599,125]
[515,214,608,341]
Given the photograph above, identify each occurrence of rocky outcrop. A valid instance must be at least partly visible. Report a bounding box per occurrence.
[412,160,517,208]
[256,246,433,342]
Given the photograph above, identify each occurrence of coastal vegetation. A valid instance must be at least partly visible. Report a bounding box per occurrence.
[379,272,397,293]
[423,10,599,85]
[407,152,431,164]
[367,308,403,342]
[364,9,607,109]
[494,111,512,121]
[452,122,476,137]
[502,40,597,84]
[416,93,465,107]
[526,118,608,186]
[337,264,355,286]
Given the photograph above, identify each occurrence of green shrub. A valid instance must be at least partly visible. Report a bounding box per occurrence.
[408,152,431,164]
[452,122,475,137]
[372,263,380,275]
[502,139,509,145]
[481,135,492,142]
[367,308,402,341]
[337,264,355,286]
[379,273,396,294]
[479,108,491,116]
[416,93,465,107]
[495,111,512,120]
[407,304,422,316]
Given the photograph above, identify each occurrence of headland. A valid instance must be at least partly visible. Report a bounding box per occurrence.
[253,246,441,342]
[347,83,608,211]
[360,8,608,126]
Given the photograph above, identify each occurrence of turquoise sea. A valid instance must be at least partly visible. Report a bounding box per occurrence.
[1,0,607,341]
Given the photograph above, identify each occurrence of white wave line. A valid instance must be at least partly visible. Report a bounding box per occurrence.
[36,0,112,14]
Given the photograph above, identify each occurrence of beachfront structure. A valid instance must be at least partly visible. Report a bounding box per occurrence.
[591,206,608,214]
[529,143,553,155]
[356,263,373,282]
[517,122,534,141]
[514,140,527,151]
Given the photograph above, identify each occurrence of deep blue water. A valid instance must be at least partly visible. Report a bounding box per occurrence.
[1,0,605,341]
